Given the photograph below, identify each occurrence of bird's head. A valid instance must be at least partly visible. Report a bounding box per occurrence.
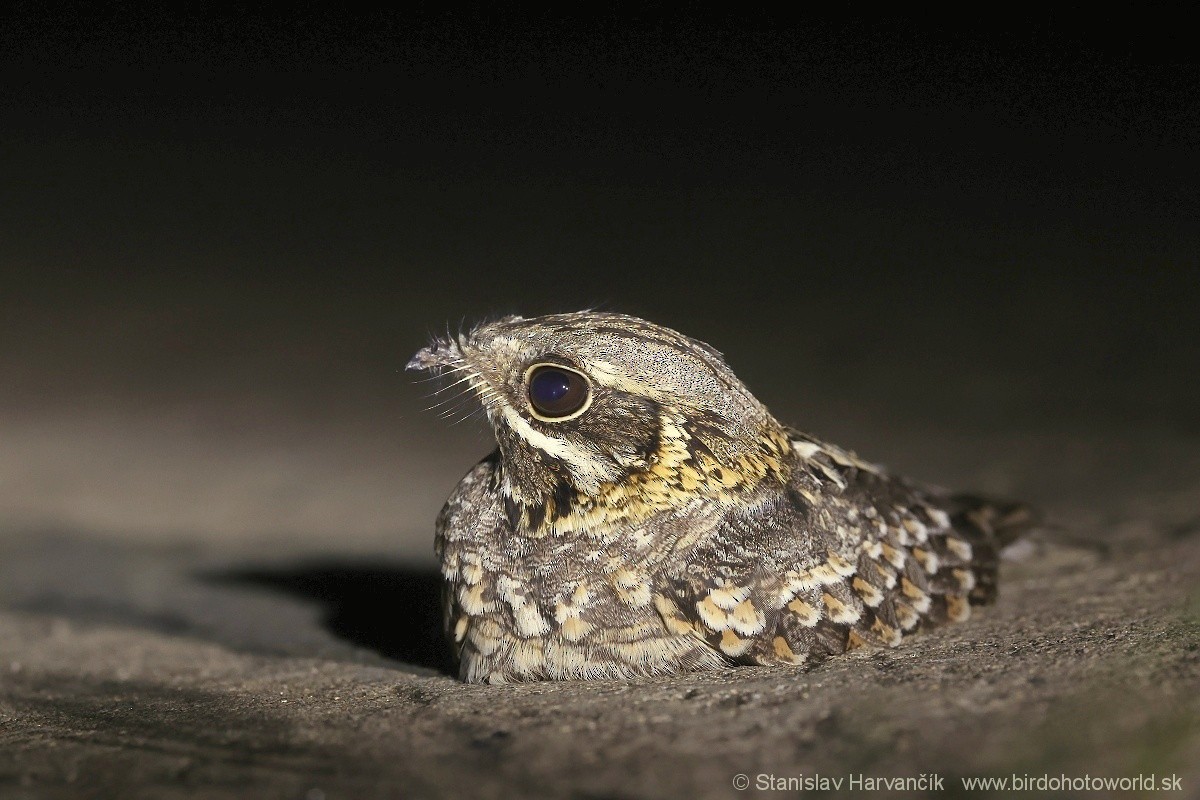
[408,312,791,526]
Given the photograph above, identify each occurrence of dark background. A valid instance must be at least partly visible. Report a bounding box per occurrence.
[2,12,1197,554]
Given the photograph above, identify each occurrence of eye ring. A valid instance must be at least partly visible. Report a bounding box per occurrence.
[523,363,593,421]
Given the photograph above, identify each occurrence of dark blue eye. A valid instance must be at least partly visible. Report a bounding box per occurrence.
[527,365,590,418]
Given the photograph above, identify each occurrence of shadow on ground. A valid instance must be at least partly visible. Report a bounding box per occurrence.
[210,562,455,676]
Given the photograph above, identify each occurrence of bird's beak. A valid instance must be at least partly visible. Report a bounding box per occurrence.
[406,337,462,372]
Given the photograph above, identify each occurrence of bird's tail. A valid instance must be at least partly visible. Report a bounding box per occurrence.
[947,494,1039,605]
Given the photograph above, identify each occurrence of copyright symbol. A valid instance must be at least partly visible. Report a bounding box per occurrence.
[732,773,750,791]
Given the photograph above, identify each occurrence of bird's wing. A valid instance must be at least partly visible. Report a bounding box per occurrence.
[660,432,1030,666]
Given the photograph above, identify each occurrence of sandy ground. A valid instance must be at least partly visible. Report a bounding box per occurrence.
[2,372,1199,799]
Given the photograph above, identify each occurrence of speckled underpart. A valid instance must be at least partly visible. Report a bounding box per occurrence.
[409,312,1034,683]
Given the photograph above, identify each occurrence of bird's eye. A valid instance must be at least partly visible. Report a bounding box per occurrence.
[526,364,591,420]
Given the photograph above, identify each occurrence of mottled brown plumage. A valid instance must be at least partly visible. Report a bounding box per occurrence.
[408,312,1034,683]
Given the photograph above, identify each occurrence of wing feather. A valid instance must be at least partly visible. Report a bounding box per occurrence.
[663,433,1032,666]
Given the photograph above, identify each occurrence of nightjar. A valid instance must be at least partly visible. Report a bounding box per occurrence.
[408,312,1033,683]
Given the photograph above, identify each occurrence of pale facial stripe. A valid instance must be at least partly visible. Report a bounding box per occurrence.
[498,404,618,494]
